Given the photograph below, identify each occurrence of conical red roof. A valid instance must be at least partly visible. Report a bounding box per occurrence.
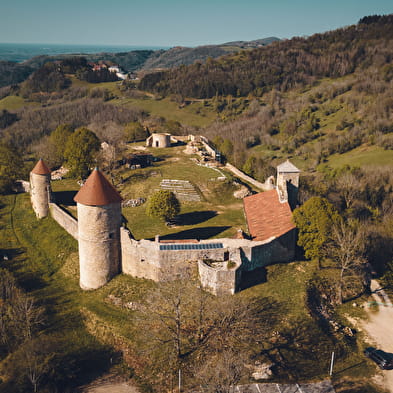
[31,159,51,175]
[74,168,122,206]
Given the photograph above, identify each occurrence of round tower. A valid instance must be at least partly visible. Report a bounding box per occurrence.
[30,159,51,218]
[74,168,122,290]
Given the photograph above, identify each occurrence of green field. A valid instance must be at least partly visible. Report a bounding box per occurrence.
[0,95,36,110]
[112,96,216,128]
[68,76,217,128]
[319,145,393,170]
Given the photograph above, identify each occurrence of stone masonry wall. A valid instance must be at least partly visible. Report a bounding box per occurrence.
[49,203,78,239]
[198,261,239,296]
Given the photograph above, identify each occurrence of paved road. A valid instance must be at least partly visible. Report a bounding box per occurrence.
[361,280,393,392]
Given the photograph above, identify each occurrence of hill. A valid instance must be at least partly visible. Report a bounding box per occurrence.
[0,37,280,88]
[139,14,393,98]
[141,37,280,70]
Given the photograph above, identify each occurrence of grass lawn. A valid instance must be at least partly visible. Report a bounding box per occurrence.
[0,193,154,389]
[52,144,247,240]
[0,95,37,110]
[117,146,247,239]
[111,95,216,128]
[318,145,393,170]
[68,75,216,128]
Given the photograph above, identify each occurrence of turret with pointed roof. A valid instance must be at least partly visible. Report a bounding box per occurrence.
[75,168,122,290]
[30,159,51,218]
[74,167,122,206]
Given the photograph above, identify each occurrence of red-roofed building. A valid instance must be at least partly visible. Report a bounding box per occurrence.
[242,160,300,268]
[243,190,295,242]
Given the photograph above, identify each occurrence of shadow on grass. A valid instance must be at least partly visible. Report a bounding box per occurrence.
[155,226,230,241]
[238,267,267,291]
[176,210,217,225]
[52,191,77,206]
[334,360,367,374]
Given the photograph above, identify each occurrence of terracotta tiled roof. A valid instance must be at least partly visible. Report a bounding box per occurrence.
[31,159,51,175]
[243,189,295,241]
[74,168,122,206]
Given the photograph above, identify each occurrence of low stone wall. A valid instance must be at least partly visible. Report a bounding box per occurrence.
[49,203,78,239]
[225,163,270,191]
[198,260,239,295]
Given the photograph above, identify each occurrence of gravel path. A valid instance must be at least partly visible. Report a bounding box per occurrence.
[361,280,393,392]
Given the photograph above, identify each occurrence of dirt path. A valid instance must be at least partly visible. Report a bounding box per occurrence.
[360,280,393,392]
[84,382,139,393]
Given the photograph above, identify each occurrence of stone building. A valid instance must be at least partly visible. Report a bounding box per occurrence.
[30,158,51,218]
[146,133,171,148]
[74,168,123,290]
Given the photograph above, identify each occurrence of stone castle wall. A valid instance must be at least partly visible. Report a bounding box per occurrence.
[46,201,295,293]
[49,203,78,239]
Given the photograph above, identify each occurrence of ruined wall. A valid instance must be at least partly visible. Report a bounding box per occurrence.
[78,203,121,290]
[198,261,239,296]
[49,203,78,239]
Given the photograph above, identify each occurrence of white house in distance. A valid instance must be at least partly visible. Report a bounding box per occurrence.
[108,65,128,80]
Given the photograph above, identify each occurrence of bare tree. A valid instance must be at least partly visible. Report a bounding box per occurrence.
[134,279,278,392]
[326,220,368,303]
[336,172,361,210]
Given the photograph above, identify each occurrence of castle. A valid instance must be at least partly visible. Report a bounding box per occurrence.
[29,157,300,295]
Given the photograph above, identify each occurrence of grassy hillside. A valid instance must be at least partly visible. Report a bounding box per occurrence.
[0,193,382,392]
[0,95,37,111]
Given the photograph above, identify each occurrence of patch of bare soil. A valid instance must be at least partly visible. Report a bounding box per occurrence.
[79,375,140,393]
[358,280,393,392]
[84,382,139,393]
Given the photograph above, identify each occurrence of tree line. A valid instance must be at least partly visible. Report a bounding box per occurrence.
[139,15,393,99]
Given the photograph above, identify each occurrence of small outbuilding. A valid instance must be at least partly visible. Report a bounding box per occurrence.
[146,133,171,148]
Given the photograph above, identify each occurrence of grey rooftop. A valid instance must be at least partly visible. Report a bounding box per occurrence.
[277,160,300,173]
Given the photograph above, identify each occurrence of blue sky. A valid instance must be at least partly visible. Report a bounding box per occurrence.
[1,0,392,47]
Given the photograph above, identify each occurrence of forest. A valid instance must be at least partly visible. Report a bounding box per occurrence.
[139,14,393,99]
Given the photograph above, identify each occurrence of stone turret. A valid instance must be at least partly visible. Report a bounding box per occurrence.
[276,160,300,209]
[30,159,51,218]
[74,168,122,290]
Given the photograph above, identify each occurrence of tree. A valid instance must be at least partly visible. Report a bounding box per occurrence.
[64,127,100,179]
[49,124,74,167]
[123,121,149,142]
[242,156,256,177]
[0,142,25,194]
[220,139,234,161]
[146,190,180,222]
[293,197,340,263]
[336,171,361,210]
[325,220,368,303]
[134,280,278,392]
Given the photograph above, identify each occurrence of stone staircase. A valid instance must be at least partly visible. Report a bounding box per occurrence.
[159,179,201,202]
